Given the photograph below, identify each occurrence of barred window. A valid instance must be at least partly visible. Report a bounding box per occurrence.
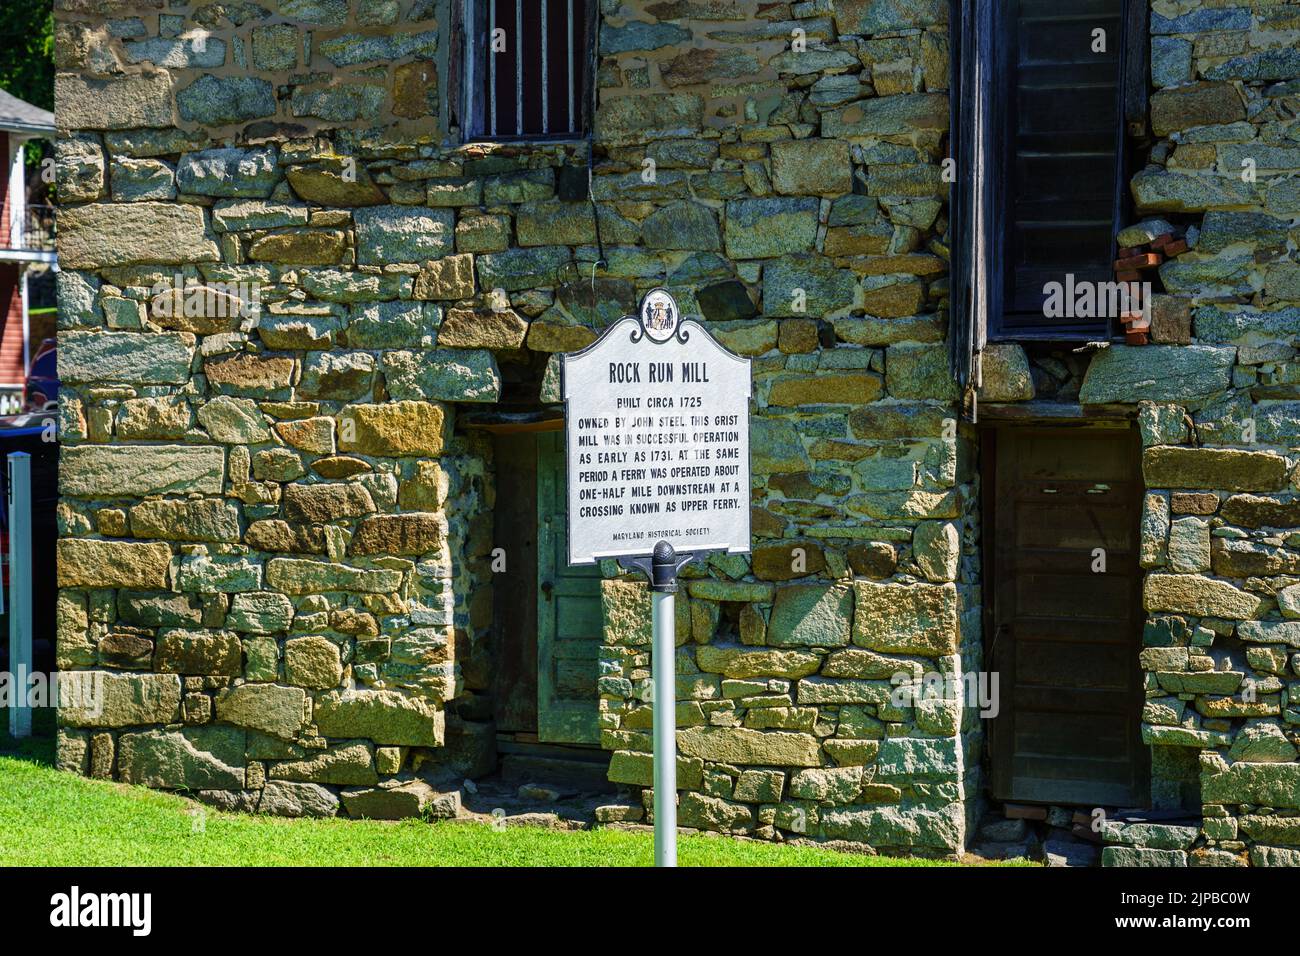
[459,0,594,140]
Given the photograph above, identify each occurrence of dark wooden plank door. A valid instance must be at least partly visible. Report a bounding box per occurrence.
[989,426,1148,806]
[491,432,539,733]
[536,431,603,745]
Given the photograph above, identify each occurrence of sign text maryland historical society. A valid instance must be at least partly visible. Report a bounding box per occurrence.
[561,289,752,565]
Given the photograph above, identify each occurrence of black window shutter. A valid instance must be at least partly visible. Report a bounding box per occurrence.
[1120,0,1149,140]
[952,0,1137,361]
[948,0,996,405]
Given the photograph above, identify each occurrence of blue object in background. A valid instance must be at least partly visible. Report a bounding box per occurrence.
[22,339,58,413]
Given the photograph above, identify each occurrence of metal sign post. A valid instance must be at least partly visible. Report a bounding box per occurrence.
[620,542,694,865]
[651,580,675,865]
[561,290,752,868]
[8,452,32,738]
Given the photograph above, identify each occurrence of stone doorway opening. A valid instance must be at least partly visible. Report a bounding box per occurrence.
[460,408,613,798]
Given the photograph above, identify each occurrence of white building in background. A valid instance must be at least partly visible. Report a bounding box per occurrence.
[0,88,55,412]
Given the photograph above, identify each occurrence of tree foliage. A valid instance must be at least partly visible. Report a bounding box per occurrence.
[0,0,54,194]
[0,0,54,114]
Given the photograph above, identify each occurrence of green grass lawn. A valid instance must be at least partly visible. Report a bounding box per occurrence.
[0,721,1021,867]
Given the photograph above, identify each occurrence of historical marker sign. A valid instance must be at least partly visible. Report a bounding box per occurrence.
[561,289,751,565]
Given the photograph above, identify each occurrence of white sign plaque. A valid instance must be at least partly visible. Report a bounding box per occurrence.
[561,289,752,565]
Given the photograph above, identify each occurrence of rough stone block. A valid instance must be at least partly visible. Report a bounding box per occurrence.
[204,352,296,395]
[227,592,294,634]
[1131,168,1256,213]
[56,72,176,130]
[215,683,308,740]
[313,689,444,746]
[833,0,947,33]
[1142,446,1288,492]
[282,482,376,523]
[382,348,501,403]
[594,92,704,146]
[59,671,182,728]
[412,253,476,300]
[796,676,891,705]
[764,580,857,647]
[724,198,818,259]
[176,74,276,125]
[59,330,195,384]
[337,401,447,457]
[820,803,963,850]
[130,499,241,544]
[117,726,246,790]
[823,93,949,138]
[1201,755,1300,809]
[678,791,756,832]
[770,139,852,196]
[1079,345,1234,405]
[265,559,403,595]
[349,513,446,556]
[286,160,386,206]
[341,780,457,820]
[176,554,262,593]
[177,146,278,198]
[1143,574,1265,619]
[1101,846,1187,867]
[1165,514,1208,573]
[885,343,959,400]
[58,202,219,270]
[852,580,959,656]
[676,726,821,767]
[284,636,344,689]
[299,351,375,400]
[912,520,960,582]
[977,344,1033,402]
[353,205,454,265]
[695,645,820,679]
[257,781,339,817]
[154,628,242,676]
[1151,82,1246,136]
[270,740,378,785]
[768,372,882,406]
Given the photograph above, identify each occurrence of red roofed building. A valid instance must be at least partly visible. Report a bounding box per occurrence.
[0,88,55,403]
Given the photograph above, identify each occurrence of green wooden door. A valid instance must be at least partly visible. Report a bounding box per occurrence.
[536,431,603,745]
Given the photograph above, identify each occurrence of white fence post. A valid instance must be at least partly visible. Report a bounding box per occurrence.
[8,451,32,738]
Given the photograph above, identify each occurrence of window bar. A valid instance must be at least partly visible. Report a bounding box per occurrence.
[463,0,474,136]
[541,0,549,134]
[489,0,497,136]
[515,0,523,137]
[567,0,575,134]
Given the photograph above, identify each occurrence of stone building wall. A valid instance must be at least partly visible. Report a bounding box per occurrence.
[52,0,976,851]
[1099,0,1300,867]
[53,0,501,818]
[589,0,976,855]
[49,0,1300,864]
